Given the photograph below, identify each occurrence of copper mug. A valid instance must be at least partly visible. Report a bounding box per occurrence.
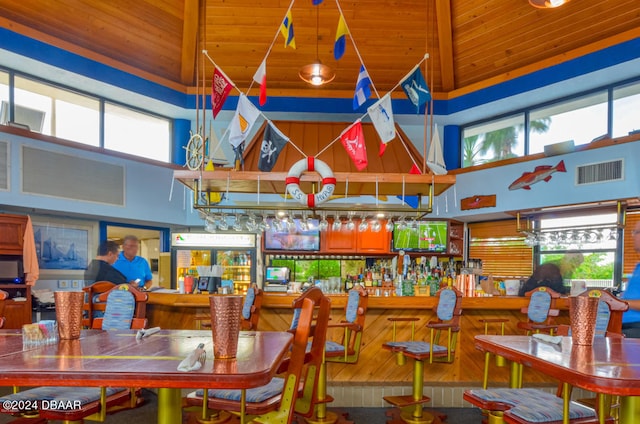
[209,296,243,358]
[54,291,84,340]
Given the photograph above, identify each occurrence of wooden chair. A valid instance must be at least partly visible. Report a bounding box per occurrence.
[517,286,562,335]
[184,287,330,424]
[300,284,368,424]
[1,286,147,423]
[382,286,463,424]
[0,289,7,328]
[82,281,116,328]
[464,289,627,424]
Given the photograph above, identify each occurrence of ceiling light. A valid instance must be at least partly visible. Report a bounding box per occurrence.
[299,6,335,87]
[299,62,335,86]
[529,0,571,8]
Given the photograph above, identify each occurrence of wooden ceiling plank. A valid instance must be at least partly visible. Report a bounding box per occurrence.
[180,0,199,85]
[435,0,455,91]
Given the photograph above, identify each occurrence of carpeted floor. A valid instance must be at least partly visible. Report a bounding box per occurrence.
[0,389,484,423]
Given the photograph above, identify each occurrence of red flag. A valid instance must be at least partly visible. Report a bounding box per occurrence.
[409,163,421,174]
[211,67,233,119]
[253,59,267,106]
[340,121,368,171]
[379,141,387,157]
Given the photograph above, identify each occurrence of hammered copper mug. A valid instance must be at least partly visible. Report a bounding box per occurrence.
[569,295,599,346]
[54,291,84,340]
[209,295,243,358]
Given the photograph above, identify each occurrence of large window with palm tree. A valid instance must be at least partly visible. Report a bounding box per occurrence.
[462,114,526,167]
[461,78,640,168]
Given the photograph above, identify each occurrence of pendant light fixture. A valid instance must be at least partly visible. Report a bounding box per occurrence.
[529,0,571,8]
[299,7,335,86]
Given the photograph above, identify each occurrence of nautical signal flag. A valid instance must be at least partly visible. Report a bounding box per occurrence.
[279,10,296,49]
[334,14,348,60]
[368,94,395,144]
[253,59,267,106]
[401,67,431,113]
[353,65,372,110]
[312,0,323,4]
[258,122,289,172]
[340,120,368,171]
[211,67,233,119]
[228,94,260,148]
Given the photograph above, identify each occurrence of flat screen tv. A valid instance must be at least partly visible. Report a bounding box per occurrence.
[263,218,320,251]
[391,220,448,253]
[265,266,290,284]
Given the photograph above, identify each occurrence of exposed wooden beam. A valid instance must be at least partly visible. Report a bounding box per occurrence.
[180,0,199,85]
[435,0,455,91]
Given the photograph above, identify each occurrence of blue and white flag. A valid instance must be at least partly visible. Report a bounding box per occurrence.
[353,65,371,110]
[401,67,431,112]
[367,93,395,144]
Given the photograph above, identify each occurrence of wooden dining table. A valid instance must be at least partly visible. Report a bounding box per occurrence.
[0,329,293,424]
[474,335,640,423]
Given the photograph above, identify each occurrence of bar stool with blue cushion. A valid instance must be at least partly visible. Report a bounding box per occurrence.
[382,286,463,424]
[184,287,331,424]
[0,285,147,423]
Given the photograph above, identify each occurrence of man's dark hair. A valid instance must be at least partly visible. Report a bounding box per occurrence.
[96,240,120,256]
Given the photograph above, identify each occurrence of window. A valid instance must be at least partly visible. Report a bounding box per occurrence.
[529,92,608,154]
[14,76,100,144]
[104,103,171,163]
[537,212,618,288]
[462,114,525,166]
[0,71,8,106]
[612,81,640,138]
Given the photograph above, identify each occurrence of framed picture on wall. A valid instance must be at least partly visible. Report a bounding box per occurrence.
[33,223,90,270]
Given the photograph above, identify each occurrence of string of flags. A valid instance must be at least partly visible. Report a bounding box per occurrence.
[205,0,433,175]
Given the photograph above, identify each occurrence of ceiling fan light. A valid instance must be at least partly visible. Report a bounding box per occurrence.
[529,0,570,8]
[299,62,335,87]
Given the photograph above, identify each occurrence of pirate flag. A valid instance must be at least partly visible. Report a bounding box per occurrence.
[258,122,289,172]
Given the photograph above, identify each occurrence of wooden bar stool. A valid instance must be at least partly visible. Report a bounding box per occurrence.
[386,317,420,366]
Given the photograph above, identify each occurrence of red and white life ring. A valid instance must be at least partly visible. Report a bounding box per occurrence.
[285,157,336,208]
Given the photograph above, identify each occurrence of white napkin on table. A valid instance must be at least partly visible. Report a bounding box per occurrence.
[177,343,206,372]
[532,333,562,345]
[136,326,161,340]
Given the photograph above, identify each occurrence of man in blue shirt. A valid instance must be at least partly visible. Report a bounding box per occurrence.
[113,235,153,290]
[622,221,640,338]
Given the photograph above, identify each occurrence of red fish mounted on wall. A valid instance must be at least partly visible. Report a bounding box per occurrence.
[508,160,566,190]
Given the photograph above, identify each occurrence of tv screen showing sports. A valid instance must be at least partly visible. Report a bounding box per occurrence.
[392,220,448,253]
[263,218,320,251]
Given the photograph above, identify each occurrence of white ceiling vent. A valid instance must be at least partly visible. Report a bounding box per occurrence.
[576,159,623,186]
[22,146,125,205]
[0,141,8,190]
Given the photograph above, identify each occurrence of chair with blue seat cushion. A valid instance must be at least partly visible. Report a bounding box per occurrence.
[240,284,263,331]
[325,284,368,363]
[463,388,612,424]
[1,284,147,423]
[382,286,463,424]
[517,286,562,336]
[82,281,116,329]
[184,288,328,424]
[465,289,627,424]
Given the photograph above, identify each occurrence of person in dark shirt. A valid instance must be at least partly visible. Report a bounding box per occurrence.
[85,240,128,284]
[518,262,569,296]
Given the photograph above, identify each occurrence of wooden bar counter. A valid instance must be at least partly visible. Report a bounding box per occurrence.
[147,292,571,387]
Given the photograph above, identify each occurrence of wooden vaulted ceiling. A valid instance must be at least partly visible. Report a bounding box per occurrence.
[0,0,639,99]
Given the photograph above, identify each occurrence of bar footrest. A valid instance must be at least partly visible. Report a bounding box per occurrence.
[383,395,431,408]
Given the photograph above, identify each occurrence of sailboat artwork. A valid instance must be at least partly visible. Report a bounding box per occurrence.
[427,124,447,175]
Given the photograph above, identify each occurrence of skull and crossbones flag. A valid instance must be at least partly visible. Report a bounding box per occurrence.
[258,122,289,172]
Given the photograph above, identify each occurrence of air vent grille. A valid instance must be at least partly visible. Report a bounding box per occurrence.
[0,141,7,190]
[22,146,125,205]
[576,159,623,185]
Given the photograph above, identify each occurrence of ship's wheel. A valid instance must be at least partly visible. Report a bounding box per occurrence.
[185,133,205,170]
